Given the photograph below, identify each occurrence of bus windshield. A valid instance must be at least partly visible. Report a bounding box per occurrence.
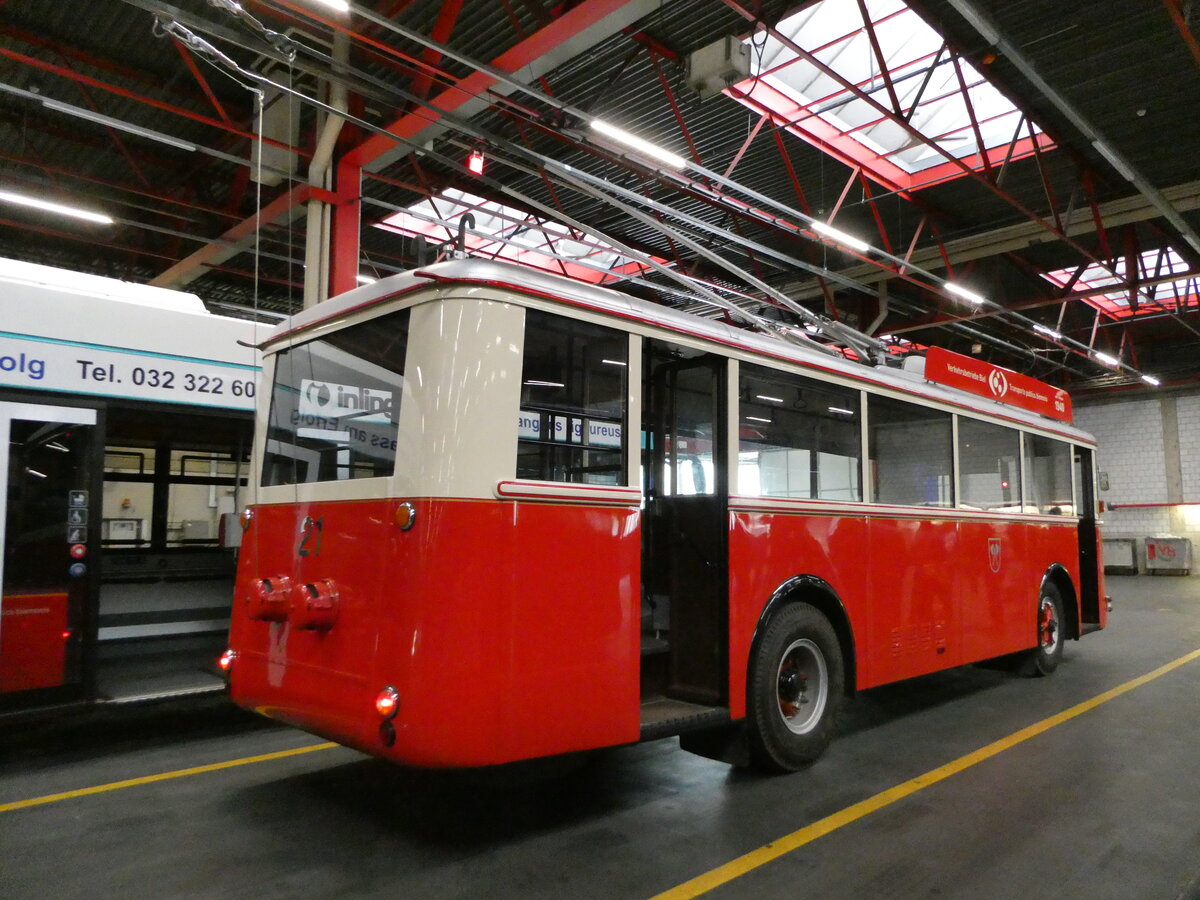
[262,309,410,486]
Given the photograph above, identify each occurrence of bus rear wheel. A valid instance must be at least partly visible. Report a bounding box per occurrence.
[747,603,843,773]
[1021,582,1065,677]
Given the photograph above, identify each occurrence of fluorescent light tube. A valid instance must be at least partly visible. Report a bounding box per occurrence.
[945,282,986,305]
[1141,374,1161,386]
[42,98,197,152]
[1094,351,1120,367]
[0,189,113,224]
[590,120,687,170]
[356,274,376,284]
[811,220,870,253]
[1033,324,1063,340]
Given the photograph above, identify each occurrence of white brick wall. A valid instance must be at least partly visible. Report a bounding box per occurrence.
[1075,390,1200,572]
[1178,394,1200,500]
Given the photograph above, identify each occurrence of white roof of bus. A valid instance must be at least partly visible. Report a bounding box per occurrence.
[269,258,1095,443]
[0,257,209,313]
[0,257,270,367]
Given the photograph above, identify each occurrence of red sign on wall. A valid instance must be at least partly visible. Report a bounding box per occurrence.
[924,347,1073,423]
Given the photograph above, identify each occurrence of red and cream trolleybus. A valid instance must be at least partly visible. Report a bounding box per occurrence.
[225,258,1105,772]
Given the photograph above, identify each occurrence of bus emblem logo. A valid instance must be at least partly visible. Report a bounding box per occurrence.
[988,538,1002,573]
[987,369,1008,398]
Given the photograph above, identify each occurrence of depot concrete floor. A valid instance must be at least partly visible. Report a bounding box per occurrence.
[2,575,1198,900]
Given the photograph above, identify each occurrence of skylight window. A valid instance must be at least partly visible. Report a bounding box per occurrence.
[1042,248,1198,319]
[731,0,1052,192]
[375,189,661,285]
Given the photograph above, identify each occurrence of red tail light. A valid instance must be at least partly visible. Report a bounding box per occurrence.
[375,686,399,719]
[218,648,236,674]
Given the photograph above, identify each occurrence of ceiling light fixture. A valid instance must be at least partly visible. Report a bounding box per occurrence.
[1141,374,1161,387]
[589,119,687,170]
[1032,324,1063,340]
[309,0,352,11]
[467,149,485,176]
[356,274,376,284]
[0,189,113,225]
[945,282,986,305]
[1094,351,1120,367]
[42,98,198,152]
[810,220,871,253]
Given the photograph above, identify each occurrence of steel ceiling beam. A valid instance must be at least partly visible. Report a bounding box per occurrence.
[150,184,311,287]
[0,47,302,157]
[779,180,1200,301]
[943,0,1200,259]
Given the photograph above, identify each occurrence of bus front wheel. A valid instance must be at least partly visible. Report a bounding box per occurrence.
[1020,582,1065,677]
[747,603,843,773]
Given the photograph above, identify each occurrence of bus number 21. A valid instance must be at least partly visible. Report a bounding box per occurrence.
[298,516,324,557]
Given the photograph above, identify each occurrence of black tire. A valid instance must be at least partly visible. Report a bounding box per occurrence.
[1020,582,1065,677]
[747,603,844,773]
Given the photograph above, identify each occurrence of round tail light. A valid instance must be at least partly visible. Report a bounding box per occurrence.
[375,685,399,719]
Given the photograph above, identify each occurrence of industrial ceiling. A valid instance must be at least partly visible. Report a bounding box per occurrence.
[2,0,1198,394]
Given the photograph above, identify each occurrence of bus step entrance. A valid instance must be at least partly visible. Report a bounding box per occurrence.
[638,697,729,741]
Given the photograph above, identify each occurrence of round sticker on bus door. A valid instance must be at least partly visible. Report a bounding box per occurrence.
[70,543,87,559]
[69,562,87,578]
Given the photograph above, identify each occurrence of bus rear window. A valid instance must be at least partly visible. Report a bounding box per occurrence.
[262,309,410,486]
[517,309,627,485]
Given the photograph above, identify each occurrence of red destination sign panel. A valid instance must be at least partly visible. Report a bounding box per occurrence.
[924,347,1073,423]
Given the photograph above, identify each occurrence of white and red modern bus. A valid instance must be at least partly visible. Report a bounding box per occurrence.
[225,259,1105,772]
[0,258,267,716]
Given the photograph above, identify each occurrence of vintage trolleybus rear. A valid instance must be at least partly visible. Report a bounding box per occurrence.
[225,259,1105,772]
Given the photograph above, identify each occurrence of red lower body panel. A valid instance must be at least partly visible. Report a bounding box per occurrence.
[1,593,69,692]
[230,497,640,767]
[728,510,1083,710]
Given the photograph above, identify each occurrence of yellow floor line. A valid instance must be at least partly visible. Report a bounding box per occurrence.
[0,741,337,814]
[652,647,1200,900]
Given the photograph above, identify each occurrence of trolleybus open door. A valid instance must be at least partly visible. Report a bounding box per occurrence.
[0,402,97,706]
[1074,445,1104,630]
[642,342,729,708]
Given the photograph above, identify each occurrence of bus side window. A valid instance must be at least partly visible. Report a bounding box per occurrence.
[957,417,1021,512]
[736,363,861,501]
[516,309,627,485]
[1025,435,1073,515]
[868,396,954,507]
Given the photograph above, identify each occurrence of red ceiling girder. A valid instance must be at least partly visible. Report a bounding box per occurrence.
[769,125,813,214]
[948,50,992,178]
[0,47,303,157]
[720,0,1112,270]
[723,115,767,178]
[855,0,904,116]
[343,0,641,170]
[1164,0,1200,69]
[407,0,467,100]
[171,36,234,126]
[150,184,312,288]
[0,151,242,223]
[649,53,703,168]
